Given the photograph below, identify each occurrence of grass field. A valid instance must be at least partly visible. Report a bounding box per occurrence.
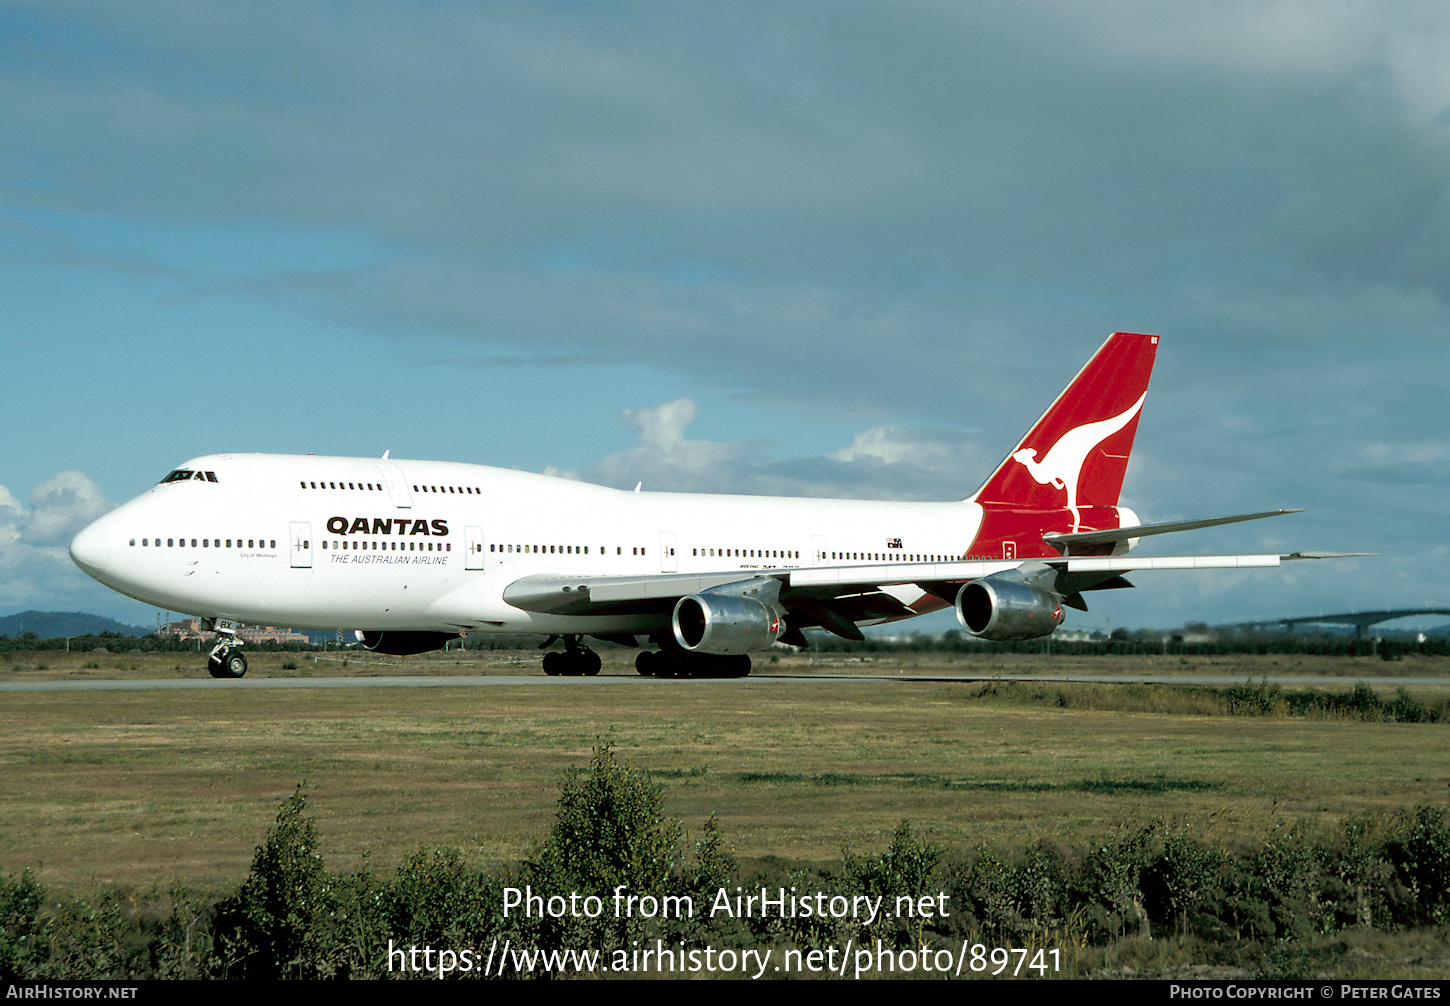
[3,648,1447,897]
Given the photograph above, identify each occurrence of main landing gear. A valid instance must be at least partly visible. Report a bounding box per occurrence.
[541,635,602,677]
[207,636,248,678]
[634,648,751,679]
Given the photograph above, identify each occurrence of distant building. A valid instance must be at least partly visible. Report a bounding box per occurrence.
[159,617,309,645]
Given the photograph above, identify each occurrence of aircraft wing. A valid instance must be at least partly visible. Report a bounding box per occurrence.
[501,550,1350,622]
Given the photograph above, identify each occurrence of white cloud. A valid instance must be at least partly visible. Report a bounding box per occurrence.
[829,427,955,467]
[24,471,113,546]
[0,485,24,545]
[583,398,993,501]
[0,472,114,610]
[590,399,744,492]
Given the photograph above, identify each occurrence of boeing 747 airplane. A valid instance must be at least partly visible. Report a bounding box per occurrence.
[69,333,1344,678]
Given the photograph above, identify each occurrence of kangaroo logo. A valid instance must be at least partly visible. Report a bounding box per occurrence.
[1010,392,1145,529]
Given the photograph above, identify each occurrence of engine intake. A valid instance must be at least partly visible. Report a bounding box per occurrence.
[955,575,1064,641]
[672,593,783,654]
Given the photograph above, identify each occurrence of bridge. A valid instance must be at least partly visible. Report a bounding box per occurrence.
[1240,609,1450,639]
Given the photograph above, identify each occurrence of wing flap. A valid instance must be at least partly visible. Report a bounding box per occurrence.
[788,560,1017,588]
[501,552,1349,617]
[1064,554,1282,572]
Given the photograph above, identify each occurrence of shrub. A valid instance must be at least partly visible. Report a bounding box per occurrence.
[211,785,342,978]
[842,821,943,945]
[523,741,683,952]
[0,869,44,980]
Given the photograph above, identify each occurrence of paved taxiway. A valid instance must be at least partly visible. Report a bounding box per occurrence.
[6,672,1450,692]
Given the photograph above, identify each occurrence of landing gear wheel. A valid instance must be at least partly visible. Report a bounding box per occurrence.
[651,650,680,679]
[208,649,247,678]
[209,650,247,678]
[542,636,601,676]
[647,650,751,678]
[635,651,656,676]
[222,651,247,678]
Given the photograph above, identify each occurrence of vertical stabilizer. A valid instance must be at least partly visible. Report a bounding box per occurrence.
[972,332,1157,515]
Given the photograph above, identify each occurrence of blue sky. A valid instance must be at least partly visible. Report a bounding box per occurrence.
[2,1,1447,633]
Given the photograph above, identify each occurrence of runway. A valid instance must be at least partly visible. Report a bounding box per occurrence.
[6,672,1450,692]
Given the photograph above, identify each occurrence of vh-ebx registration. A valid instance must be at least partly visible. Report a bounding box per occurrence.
[70,333,1347,679]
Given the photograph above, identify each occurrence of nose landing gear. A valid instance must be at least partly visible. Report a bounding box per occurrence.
[204,619,248,678]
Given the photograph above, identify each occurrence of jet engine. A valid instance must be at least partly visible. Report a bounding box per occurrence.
[672,593,784,654]
[955,574,1064,641]
[355,630,458,655]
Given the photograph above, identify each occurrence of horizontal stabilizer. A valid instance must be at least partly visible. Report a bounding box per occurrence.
[1043,509,1304,550]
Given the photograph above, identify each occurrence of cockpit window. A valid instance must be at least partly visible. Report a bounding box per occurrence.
[159,469,218,484]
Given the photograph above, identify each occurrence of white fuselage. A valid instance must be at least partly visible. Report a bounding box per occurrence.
[72,453,983,635]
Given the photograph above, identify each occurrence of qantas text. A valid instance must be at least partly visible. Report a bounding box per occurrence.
[326,517,449,537]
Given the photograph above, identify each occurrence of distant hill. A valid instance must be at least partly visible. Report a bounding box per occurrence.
[0,610,152,640]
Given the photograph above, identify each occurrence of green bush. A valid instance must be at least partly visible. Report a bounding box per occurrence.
[842,821,943,945]
[211,785,343,978]
[522,740,684,952]
[0,869,44,980]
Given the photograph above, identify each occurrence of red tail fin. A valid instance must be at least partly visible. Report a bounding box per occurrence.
[973,332,1158,513]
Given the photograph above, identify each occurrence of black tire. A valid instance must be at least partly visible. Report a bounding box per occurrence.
[583,649,602,676]
[207,653,226,678]
[652,651,678,679]
[542,651,562,676]
[220,651,247,678]
[635,650,655,676]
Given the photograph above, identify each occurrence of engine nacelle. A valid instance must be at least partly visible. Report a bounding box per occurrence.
[672,593,783,654]
[955,575,1064,641]
[355,630,458,655]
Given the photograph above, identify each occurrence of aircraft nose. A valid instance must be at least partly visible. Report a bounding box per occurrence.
[70,518,111,579]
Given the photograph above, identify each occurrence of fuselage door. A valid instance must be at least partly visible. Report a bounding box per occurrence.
[290,522,312,568]
[375,462,414,509]
[812,535,828,566]
[465,525,485,570]
[659,531,677,573]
